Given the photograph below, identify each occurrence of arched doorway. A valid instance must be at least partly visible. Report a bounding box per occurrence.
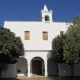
[31,57,44,75]
[16,57,27,76]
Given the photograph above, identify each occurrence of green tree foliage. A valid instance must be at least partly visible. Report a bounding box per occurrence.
[52,31,66,63]
[0,28,24,77]
[52,16,80,64]
[0,28,24,63]
[52,16,80,76]
[64,16,80,63]
[63,16,80,76]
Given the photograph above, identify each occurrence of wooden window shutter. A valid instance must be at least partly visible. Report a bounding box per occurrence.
[43,31,48,40]
[24,31,30,40]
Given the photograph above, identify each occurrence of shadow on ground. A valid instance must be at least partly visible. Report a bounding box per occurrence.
[57,76,80,80]
[0,76,58,80]
[0,78,18,80]
[1,76,80,80]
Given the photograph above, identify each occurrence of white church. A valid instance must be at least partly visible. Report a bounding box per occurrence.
[2,5,70,78]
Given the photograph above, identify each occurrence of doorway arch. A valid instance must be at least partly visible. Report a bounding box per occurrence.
[16,57,27,76]
[31,57,44,75]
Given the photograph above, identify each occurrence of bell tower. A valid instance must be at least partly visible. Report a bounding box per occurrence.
[41,5,53,22]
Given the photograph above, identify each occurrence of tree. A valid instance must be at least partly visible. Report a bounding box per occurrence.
[0,28,24,77]
[52,31,66,63]
[63,16,80,76]
[52,16,80,76]
[52,31,66,76]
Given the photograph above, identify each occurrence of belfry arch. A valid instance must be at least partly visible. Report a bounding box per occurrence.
[45,15,50,21]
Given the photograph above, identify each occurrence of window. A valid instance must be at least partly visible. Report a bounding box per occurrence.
[24,31,30,40]
[43,31,48,40]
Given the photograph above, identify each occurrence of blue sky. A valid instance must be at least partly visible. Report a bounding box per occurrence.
[0,0,80,26]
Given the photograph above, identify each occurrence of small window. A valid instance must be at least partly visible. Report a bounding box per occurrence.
[24,31,30,40]
[43,31,48,40]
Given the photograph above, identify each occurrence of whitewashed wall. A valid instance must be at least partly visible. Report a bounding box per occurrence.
[4,21,69,50]
[24,51,48,62]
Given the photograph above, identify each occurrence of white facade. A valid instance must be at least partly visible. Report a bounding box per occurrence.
[3,5,70,78]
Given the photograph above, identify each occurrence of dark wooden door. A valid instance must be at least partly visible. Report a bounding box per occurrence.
[32,60,42,75]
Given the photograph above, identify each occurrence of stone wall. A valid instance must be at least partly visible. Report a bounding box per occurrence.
[1,64,17,78]
[58,63,80,76]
